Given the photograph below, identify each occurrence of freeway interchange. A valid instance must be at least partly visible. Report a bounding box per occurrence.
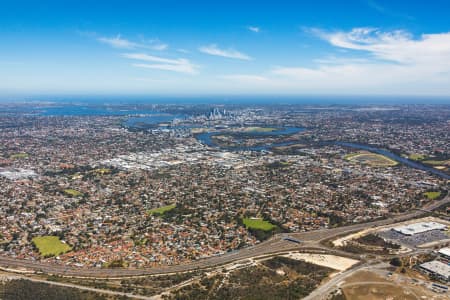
[0,194,448,279]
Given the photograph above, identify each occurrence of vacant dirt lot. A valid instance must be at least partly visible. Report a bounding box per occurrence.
[341,270,448,300]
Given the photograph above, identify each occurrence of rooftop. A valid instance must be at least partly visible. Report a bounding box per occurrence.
[438,247,450,258]
[420,260,450,280]
[393,222,447,236]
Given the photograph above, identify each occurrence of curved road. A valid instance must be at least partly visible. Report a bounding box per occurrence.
[0,195,448,278]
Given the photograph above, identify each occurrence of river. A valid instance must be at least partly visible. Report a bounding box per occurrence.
[194,127,306,151]
[335,142,450,180]
[194,130,449,180]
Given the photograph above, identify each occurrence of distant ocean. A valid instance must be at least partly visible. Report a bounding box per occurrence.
[1,95,450,105]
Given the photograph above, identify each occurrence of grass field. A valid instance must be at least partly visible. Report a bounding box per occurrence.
[243,127,278,132]
[423,159,450,166]
[10,153,29,159]
[103,259,128,268]
[148,204,176,215]
[408,153,426,160]
[63,189,83,197]
[343,152,361,160]
[242,218,276,231]
[32,236,72,257]
[91,168,111,175]
[345,152,398,167]
[424,191,441,200]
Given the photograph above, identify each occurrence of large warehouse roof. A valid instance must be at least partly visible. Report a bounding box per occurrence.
[393,222,447,236]
[438,247,450,258]
[420,260,450,281]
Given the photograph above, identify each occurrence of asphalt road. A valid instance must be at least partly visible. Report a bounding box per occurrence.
[0,195,448,278]
[0,272,154,300]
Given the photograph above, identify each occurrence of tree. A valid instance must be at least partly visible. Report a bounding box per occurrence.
[390,257,402,267]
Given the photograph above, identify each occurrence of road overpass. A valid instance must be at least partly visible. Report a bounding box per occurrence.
[0,195,448,278]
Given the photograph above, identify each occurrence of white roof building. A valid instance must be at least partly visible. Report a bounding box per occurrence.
[420,260,450,282]
[393,222,447,236]
[438,247,450,259]
[0,168,37,180]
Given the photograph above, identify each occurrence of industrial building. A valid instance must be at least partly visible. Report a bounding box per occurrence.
[419,260,450,282]
[393,222,447,236]
[438,247,450,260]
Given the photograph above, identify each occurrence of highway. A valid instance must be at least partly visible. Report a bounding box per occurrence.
[0,194,448,278]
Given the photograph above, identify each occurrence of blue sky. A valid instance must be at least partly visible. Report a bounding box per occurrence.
[1,0,450,96]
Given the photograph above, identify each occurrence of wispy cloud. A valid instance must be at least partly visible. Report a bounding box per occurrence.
[98,34,168,51]
[270,27,450,93]
[221,74,268,82]
[123,53,198,74]
[365,0,414,20]
[199,44,251,60]
[132,63,194,73]
[365,0,386,14]
[98,35,138,49]
[247,26,260,33]
[311,27,450,65]
[147,40,168,51]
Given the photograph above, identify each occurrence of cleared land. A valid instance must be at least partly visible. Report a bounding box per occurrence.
[32,236,72,257]
[339,270,445,300]
[148,204,176,215]
[282,253,359,271]
[424,191,441,200]
[242,218,276,231]
[345,152,398,167]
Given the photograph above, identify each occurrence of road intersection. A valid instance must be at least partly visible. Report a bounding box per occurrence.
[0,195,448,278]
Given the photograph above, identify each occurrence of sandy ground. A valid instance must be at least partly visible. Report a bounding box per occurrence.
[282,253,359,271]
[332,229,373,247]
[341,270,449,300]
[332,216,450,248]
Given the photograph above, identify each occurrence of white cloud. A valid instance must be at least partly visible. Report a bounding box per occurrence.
[123,53,198,74]
[98,35,168,51]
[267,28,450,94]
[221,74,268,82]
[312,27,450,66]
[248,26,260,33]
[149,42,168,51]
[123,53,179,64]
[132,63,195,74]
[98,35,138,49]
[199,44,251,60]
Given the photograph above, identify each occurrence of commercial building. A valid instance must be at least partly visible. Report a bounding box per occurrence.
[393,222,447,236]
[438,247,450,260]
[419,260,450,282]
